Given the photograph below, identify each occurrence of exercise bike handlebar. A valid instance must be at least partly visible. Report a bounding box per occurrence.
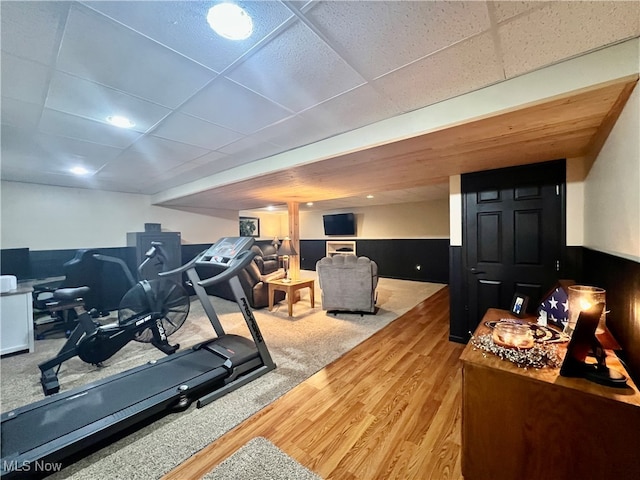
[93,254,137,288]
[197,250,257,288]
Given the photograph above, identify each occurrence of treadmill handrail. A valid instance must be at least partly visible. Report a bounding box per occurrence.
[198,250,257,287]
[158,251,206,277]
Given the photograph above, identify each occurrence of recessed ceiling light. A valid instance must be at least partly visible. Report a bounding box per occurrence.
[207,3,253,40]
[106,115,135,128]
[70,166,90,176]
[306,202,314,206]
[366,195,374,199]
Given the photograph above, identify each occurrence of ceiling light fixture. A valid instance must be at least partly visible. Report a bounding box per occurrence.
[306,202,314,206]
[106,115,135,128]
[70,166,90,176]
[207,3,253,40]
[366,195,374,199]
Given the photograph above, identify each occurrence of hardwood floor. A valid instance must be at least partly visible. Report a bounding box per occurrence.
[163,287,466,480]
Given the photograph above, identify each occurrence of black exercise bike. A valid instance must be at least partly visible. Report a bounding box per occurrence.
[38,243,190,395]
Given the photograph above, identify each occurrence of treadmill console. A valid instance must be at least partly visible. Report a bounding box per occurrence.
[196,237,255,267]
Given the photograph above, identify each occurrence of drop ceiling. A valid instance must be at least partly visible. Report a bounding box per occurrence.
[1,1,639,212]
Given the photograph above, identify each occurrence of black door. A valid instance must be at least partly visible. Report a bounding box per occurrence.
[462,160,565,335]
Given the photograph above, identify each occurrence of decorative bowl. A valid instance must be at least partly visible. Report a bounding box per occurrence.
[492,322,534,350]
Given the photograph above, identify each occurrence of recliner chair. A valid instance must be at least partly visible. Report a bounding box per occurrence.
[316,255,378,314]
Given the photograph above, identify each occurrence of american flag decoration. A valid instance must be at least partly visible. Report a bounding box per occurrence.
[537,280,574,330]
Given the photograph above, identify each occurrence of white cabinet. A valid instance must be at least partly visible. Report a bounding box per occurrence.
[326,241,356,257]
[1,286,34,355]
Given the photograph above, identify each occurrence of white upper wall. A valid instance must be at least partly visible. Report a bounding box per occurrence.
[0,181,238,250]
[300,200,449,240]
[584,85,640,261]
[244,199,450,240]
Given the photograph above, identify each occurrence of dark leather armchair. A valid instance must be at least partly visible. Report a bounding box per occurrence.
[201,244,286,309]
[251,244,279,275]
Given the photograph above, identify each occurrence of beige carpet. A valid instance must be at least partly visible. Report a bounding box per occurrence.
[203,437,322,480]
[1,272,444,479]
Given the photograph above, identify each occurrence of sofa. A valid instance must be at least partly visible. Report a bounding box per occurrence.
[316,255,378,314]
[200,243,286,309]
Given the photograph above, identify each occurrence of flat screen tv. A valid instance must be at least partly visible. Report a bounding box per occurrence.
[323,213,356,236]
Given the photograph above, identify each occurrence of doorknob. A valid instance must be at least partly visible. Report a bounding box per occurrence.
[469,267,486,275]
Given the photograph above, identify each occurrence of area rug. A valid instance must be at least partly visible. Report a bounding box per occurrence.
[0,272,444,479]
[203,437,322,480]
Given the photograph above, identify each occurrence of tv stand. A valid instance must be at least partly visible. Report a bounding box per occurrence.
[326,240,356,257]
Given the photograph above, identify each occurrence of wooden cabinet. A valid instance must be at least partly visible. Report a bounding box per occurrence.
[126,231,181,280]
[460,308,640,480]
[1,286,34,355]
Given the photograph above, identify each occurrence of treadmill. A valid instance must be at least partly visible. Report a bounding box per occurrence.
[0,237,276,478]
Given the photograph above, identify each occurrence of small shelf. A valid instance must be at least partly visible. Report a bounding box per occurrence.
[326,240,356,257]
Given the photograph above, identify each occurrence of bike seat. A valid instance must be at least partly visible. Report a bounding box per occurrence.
[53,286,90,301]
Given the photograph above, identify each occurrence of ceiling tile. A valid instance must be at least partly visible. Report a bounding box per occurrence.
[217,136,283,159]
[96,159,163,180]
[307,0,492,80]
[86,176,154,194]
[0,97,42,130]
[500,1,640,78]
[0,167,117,191]
[45,71,171,133]
[85,0,294,72]
[373,32,504,112]
[1,126,121,175]
[152,113,244,150]
[110,135,210,170]
[35,133,123,171]
[56,4,216,108]
[489,1,546,23]
[181,77,293,134]
[251,114,337,151]
[227,21,366,112]
[0,1,69,66]
[145,162,234,194]
[300,84,404,134]
[1,54,50,105]
[189,150,228,166]
[39,108,142,149]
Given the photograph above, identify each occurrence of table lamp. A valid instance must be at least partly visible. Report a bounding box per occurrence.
[565,285,606,336]
[560,301,627,388]
[278,237,297,283]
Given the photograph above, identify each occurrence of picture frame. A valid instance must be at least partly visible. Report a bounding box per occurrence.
[510,293,529,317]
[239,217,260,237]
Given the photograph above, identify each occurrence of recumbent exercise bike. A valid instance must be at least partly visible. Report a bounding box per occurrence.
[38,242,189,395]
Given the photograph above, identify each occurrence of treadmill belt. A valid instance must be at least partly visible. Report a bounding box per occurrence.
[2,349,226,457]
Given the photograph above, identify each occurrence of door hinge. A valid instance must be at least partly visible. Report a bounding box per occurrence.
[556,260,560,272]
